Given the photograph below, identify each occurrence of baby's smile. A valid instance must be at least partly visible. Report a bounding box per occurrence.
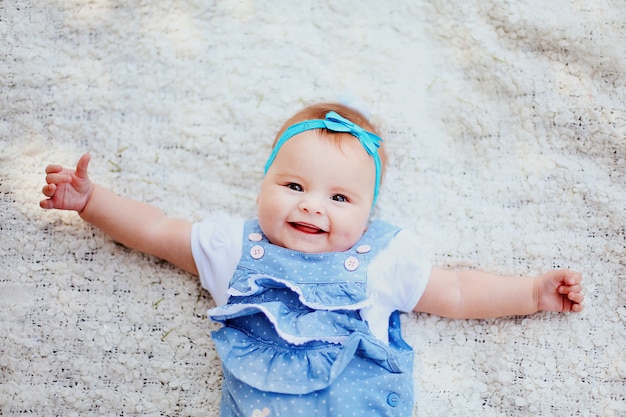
[289,221,327,235]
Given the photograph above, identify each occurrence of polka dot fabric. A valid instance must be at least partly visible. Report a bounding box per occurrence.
[209,221,414,416]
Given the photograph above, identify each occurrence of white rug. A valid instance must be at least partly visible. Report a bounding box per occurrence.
[1,1,625,416]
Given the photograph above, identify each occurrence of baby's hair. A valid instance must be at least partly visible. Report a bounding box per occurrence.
[273,103,388,180]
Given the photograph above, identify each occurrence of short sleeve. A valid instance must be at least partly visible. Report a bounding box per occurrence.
[363,229,432,343]
[190,213,244,306]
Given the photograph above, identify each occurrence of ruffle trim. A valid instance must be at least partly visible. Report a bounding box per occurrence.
[208,301,368,345]
[212,326,403,395]
[227,273,371,311]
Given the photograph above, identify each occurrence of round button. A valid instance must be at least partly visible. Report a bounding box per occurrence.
[356,244,371,254]
[387,392,400,407]
[248,233,263,242]
[344,256,359,271]
[250,245,265,259]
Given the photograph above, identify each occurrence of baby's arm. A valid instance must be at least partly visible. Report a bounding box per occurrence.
[414,268,583,319]
[40,154,197,275]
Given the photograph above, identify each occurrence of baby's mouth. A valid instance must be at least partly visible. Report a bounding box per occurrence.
[289,222,326,234]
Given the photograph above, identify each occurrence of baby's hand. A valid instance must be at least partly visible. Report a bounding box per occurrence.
[535,269,584,313]
[40,153,94,213]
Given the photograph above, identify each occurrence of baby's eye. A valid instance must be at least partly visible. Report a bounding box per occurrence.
[331,194,348,203]
[286,183,303,192]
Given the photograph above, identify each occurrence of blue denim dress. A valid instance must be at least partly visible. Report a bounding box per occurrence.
[208,220,414,417]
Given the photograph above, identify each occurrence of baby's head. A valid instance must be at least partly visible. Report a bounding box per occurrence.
[257,103,387,253]
[271,103,387,176]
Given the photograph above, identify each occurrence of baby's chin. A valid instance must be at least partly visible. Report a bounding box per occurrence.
[280,236,357,254]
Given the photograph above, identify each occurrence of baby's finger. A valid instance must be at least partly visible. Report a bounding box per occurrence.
[564,272,582,285]
[75,154,91,179]
[45,172,72,185]
[559,283,583,294]
[41,183,56,197]
[39,197,54,209]
[568,291,584,304]
[45,164,64,174]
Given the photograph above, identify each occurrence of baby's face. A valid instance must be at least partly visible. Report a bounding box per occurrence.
[257,130,375,253]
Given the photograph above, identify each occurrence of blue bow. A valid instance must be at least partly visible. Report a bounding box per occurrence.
[323,111,382,159]
[264,111,383,208]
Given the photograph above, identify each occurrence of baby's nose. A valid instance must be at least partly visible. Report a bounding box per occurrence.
[298,197,324,215]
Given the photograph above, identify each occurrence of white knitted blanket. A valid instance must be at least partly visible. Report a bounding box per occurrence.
[1,1,625,416]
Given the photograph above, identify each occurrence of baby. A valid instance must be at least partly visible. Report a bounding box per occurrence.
[40,103,584,417]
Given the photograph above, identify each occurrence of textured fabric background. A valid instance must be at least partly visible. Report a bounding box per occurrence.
[1,1,625,416]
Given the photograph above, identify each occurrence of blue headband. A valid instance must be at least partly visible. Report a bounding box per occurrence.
[264,111,383,207]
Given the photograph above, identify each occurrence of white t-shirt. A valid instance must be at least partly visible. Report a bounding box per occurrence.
[190,213,432,344]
